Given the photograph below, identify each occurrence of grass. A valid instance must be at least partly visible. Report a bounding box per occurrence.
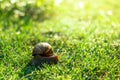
[0,0,120,80]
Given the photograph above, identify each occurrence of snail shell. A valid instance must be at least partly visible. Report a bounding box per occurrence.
[32,42,54,57]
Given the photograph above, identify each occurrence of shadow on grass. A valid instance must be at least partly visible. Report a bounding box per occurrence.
[18,62,44,79]
[42,31,62,36]
[0,53,4,61]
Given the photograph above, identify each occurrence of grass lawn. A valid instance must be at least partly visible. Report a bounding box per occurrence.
[0,0,120,79]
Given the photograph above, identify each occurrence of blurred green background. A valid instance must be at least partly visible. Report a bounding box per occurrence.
[0,0,56,26]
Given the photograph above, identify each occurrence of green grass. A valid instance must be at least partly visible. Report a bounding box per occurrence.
[0,0,120,80]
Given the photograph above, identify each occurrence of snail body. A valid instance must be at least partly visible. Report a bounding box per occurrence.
[31,55,59,66]
[31,42,59,66]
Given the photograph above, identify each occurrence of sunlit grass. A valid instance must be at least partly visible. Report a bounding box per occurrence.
[0,0,120,80]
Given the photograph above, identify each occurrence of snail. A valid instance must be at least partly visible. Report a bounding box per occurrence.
[30,42,59,66]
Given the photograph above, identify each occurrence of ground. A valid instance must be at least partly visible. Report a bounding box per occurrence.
[0,0,120,80]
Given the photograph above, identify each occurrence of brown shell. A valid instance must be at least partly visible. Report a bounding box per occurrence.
[32,42,54,57]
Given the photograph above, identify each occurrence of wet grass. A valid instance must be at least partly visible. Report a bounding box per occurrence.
[0,0,120,79]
